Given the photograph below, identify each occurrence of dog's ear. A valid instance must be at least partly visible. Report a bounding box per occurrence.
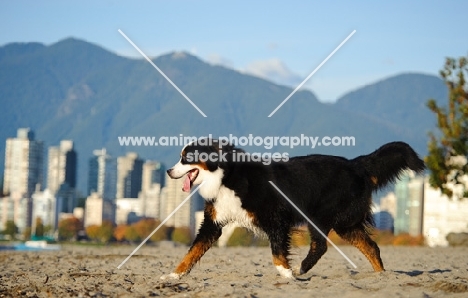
[211,140,237,154]
[220,144,244,164]
[208,139,245,166]
[205,159,219,171]
[205,143,220,171]
[210,139,222,151]
[222,144,236,153]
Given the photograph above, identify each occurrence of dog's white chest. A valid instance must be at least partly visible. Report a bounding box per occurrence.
[212,186,258,232]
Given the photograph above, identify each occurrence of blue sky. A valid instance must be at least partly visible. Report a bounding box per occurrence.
[1,1,467,102]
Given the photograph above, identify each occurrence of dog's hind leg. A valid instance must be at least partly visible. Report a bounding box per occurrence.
[335,227,384,272]
[299,225,330,275]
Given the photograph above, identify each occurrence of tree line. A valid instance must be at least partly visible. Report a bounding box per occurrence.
[0,217,192,245]
[60,217,192,245]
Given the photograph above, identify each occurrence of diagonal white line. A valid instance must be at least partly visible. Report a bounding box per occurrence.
[268,30,356,117]
[118,29,207,117]
[268,181,357,269]
[117,182,205,269]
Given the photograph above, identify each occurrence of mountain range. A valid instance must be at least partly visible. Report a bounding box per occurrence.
[0,38,447,193]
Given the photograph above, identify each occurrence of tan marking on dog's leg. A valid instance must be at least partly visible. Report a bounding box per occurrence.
[370,176,378,185]
[339,229,384,272]
[272,254,290,268]
[174,241,212,275]
[205,202,217,221]
[273,254,294,278]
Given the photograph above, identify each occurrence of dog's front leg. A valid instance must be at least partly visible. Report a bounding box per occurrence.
[268,226,294,279]
[161,208,222,280]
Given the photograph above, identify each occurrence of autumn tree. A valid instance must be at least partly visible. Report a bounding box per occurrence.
[34,217,44,237]
[133,218,155,240]
[97,220,114,243]
[85,222,114,243]
[171,227,192,245]
[58,217,81,241]
[43,225,52,236]
[426,55,468,198]
[133,218,168,242]
[149,220,168,242]
[3,220,18,240]
[22,227,31,240]
[86,225,101,242]
[226,227,254,246]
[124,225,140,242]
[114,224,127,242]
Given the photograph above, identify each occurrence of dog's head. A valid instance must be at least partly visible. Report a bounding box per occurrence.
[167,139,240,193]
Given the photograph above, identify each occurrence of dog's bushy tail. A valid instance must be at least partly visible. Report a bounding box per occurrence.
[353,141,425,191]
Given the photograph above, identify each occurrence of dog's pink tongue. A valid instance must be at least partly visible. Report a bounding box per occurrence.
[183,175,191,192]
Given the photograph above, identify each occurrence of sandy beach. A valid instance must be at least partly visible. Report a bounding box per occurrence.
[1,244,467,297]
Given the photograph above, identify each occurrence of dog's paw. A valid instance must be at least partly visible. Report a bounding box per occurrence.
[293,266,304,276]
[160,273,181,280]
[275,266,295,279]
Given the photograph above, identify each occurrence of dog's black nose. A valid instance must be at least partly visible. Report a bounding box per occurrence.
[167,169,172,175]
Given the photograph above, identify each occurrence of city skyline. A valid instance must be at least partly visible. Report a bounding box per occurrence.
[0,128,168,197]
[0,127,193,236]
[1,127,467,249]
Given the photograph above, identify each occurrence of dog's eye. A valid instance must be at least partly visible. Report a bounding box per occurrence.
[181,155,187,162]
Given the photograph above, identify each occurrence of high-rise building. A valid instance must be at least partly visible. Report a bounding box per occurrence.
[139,161,165,221]
[47,140,77,194]
[3,128,43,198]
[423,176,468,247]
[31,188,59,232]
[379,192,397,219]
[372,208,394,231]
[372,192,396,232]
[390,172,468,246]
[88,149,117,200]
[394,171,424,236]
[0,192,30,233]
[84,192,115,227]
[47,140,77,213]
[115,183,163,225]
[159,174,188,227]
[142,161,165,192]
[159,173,203,228]
[116,152,143,199]
[140,183,162,220]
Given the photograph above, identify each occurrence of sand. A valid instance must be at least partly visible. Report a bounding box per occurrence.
[1,243,467,297]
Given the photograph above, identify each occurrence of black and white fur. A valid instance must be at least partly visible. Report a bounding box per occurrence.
[162,140,425,279]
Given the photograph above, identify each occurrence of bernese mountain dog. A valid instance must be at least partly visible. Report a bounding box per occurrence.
[162,140,425,279]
